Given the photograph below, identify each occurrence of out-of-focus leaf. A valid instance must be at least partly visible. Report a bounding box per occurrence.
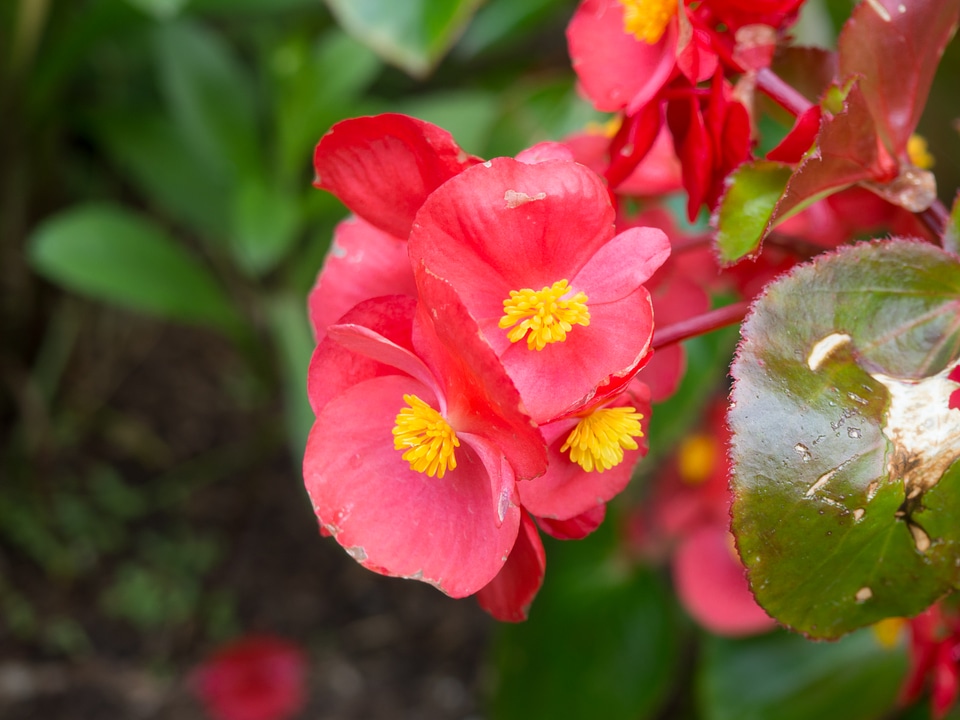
[273,30,381,185]
[945,191,960,256]
[94,111,229,240]
[153,20,259,183]
[491,522,678,720]
[394,90,499,156]
[770,45,837,104]
[456,0,566,58]
[230,177,301,276]
[189,0,316,12]
[266,294,315,459]
[730,240,960,639]
[28,205,239,331]
[324,0,484,78]
[838,0,960,154]
[124,0,188,19]
[714,161,791,265]
[699,627,908,720]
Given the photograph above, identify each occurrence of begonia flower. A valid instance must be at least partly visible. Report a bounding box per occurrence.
[408,156,670,423]
[519,378,651,524]
[192,635,306,720]
[303,275,547,598]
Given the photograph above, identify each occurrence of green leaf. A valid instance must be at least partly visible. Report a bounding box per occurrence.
[265,294,315,459]
[93,110,230,240]
[230,177,301,276]
[699,628,908,720]
[153,19,260,182]
[714,161,792,266]
[124,0,188,19]
[28,205,239,331]
[730,239,960,639]
[272,30,381,186]
[324,0,485,78]
[490,523,678,720]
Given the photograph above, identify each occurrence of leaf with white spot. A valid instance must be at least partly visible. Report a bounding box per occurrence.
[730,239,960,639]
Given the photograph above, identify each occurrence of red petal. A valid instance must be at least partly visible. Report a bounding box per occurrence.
[307,216,416,342]
[537,504,606,540]
[476,512,546,622]
[673,525,776,636]
[567,0,677,113]
[304,374,521,598]
[313,114,480,239]
[606,102,663,189]
[766,106,822,164]
[307,295,416,415]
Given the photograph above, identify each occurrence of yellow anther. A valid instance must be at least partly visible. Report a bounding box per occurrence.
[561,406,644,473]
[392,394,459,478]
[871,617,906,648]
[619,0,677,44]
[677,434,717,485]
[499,279,590,351]
[907,134,935,169]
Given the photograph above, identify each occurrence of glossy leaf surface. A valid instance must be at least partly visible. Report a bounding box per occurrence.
[714,161,792,265]
[730,240,960,638]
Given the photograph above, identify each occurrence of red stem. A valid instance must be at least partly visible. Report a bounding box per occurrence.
[917,200,950,239]
[755,67,813,117]
[652,301,750,350]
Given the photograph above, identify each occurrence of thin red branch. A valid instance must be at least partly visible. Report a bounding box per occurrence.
[652,301,750,350]
[917,200,950,240]
[755,67,813,117]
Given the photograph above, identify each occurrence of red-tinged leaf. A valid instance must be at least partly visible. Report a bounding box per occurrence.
[771,46,838,105]
[730,240,960,639]
[766,105,821,164]
[771,81,891,225]
[838,0,960,155]
[713,160,792,265]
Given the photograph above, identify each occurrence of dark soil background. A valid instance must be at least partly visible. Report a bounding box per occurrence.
[0,306,493,720]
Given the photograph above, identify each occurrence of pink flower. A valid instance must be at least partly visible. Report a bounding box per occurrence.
[631,400,775,636]
[902,603,960,719]
[192,636,306,720]
[408,156,670,423]
[303,277,546,598]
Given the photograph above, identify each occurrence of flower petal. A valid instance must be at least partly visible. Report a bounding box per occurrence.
[475,512,546,622]
[304,374,521,598]
[313,114,480,239]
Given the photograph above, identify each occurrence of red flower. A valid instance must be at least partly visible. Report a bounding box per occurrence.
[408,156,670,423]
[192,636,306,720]
[303,278,547,598]
[902,603,960,719]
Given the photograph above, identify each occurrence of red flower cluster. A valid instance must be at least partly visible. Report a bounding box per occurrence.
[567,0,804,221]
[192,636,306,720]
[304,114,670,619]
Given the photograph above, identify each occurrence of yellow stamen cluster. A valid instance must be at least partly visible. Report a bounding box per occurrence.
[871,617,906,649]
[392,394,459,478]
[619,0,677,45]
[561,406,644,473]
[677,434,717,485]
[499,279,590,351]
[907,134,935,169]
